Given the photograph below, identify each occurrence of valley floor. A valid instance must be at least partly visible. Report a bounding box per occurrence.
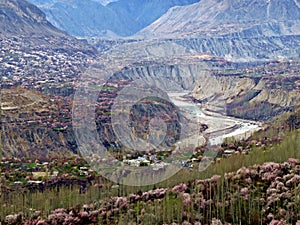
[169,92,262,146]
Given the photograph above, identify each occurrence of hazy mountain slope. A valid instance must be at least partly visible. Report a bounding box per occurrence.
[138,0,300,61]
[28,0,133,37]
[0,0,65,36]
[107,0,199,35]
[140,0,300,37]
[27,0,198,37]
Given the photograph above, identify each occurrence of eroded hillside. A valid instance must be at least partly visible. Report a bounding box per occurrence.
[1,87,76,158]
[2,58,300,157]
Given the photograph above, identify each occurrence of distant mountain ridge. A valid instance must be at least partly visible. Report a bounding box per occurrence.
[0,0,96,54]
[30,0,131,37]
[107,0,200,36]
[139,0,300,37]
[137,0,300,62]
[0,0,65,37]
[27,0,199,37]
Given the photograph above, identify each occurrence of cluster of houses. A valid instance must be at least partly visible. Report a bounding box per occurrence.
[122,154,157,167]
[0,157,95,188]
[0,36,92,90]
[122,152,194,169]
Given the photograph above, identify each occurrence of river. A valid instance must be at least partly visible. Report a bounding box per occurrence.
[168,92,262,147]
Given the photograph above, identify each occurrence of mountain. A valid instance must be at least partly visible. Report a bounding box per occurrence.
[106,0,199,36]
[0,0,96,51]
[27,0,198,37]
[0,0,65,37]
[1,88,77,158]
[138,0,300,61]
[0,0,95,158]
[28,0,132,37]
[140,0,300,37]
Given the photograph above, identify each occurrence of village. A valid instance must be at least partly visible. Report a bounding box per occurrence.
[0,36,93,91]
[0,156,95,188]
[0,128,285,191]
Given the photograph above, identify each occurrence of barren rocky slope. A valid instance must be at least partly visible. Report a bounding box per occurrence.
[140,0,300,37]
[138,0,300,61]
